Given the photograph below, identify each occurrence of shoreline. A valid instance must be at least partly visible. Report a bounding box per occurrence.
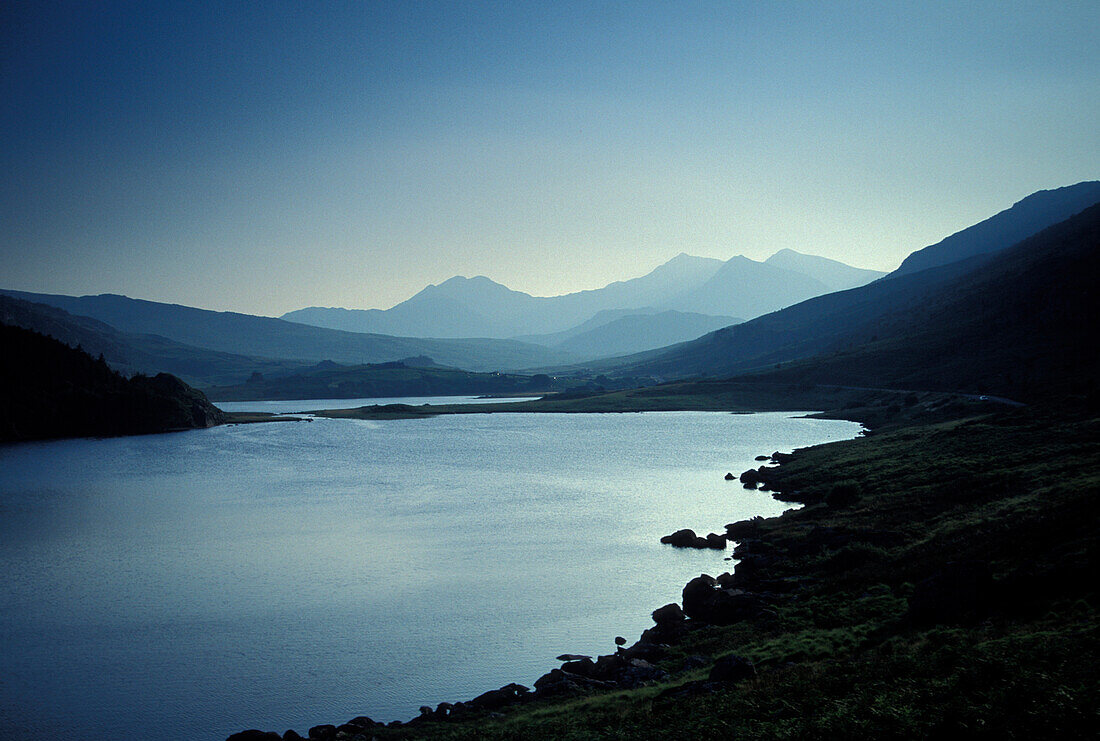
[228,400,1099,739]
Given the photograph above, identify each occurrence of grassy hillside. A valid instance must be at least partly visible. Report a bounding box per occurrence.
[0,323,225,442]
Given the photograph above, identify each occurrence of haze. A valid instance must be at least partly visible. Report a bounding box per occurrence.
[2,1,1097,316]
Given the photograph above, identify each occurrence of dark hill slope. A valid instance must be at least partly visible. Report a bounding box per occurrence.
[0,323,225,442]
[609,187,1100,382]
[892,180,1100,276]
[0,291,575,372]
[0,294,307,386]
[738,203,1100,401]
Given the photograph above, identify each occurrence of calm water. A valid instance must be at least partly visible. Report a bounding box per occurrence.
[0,408,860,740]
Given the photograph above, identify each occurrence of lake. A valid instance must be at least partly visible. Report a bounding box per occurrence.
[0,405,860,740]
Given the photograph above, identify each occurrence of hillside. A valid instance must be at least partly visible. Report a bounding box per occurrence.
[891,180,1100,276]
[204,360,569,402]
[0,323,225,442]
[734,203,1100,402]
[0,294,309,386]
[598,186,1100,387]
[0,290,576,373]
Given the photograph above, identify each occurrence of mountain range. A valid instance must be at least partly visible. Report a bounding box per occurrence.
[280,249,885,347]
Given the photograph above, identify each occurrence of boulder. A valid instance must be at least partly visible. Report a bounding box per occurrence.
[283,732,304,741]
[755,455,769,461]
[724,472,736,480]
[345,717,377,729]
[618,658,668,688]
[682,574,765,624]
[739,468,763,486]
[561,657,596,677]
[307,726,336,741]
[705,532,727,549]
[709,654,756,682]
[661,528,708,548]
[652,602,686,626]
[468,682,530,710]
[614,636,627,646]
[227,732,281,741]
[556,653,592,661]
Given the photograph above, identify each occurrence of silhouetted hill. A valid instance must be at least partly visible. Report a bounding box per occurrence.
[597,185,1100,385]
[205,359,569,402]
[0,323,225,442]
[738,202,1100,401]
[0,290,575,373]
[891,181,1100,276]
[765,248,886,291]
[0,294,308,386]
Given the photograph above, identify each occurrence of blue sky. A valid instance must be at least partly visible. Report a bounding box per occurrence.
[2,1,1097,315]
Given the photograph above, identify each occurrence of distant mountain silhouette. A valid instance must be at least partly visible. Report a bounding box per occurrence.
[594,186,1100,401]
[891,181,1100,276]
[554,310,741,358]
[666,255,831,318]
[282,250,877,342]
[0,290,576,373]
[0,322,225,442]
[764,249,886,291]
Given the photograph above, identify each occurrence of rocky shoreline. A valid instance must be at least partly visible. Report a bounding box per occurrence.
[227,451,816,741]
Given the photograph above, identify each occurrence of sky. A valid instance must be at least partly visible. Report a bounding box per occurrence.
[2,1,1097,316]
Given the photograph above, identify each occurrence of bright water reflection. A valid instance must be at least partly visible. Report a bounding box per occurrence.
[0,410,860,740]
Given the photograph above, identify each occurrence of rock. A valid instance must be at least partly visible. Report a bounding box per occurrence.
[739,468,763,486]
[709,654,756,682]
[418,706,433,716]
[725,517,764,540]
[469,682,530,710]
[283,732,304,741]
[334,724,368,738]
[618,657,668,688]
[227,732,281,741]
[755,455,769,461]
[345,717,377,729]
[660,528,708,548]
[307,725,336,741]
[652,602,686,626]
[556,653,592,661]
[705,532,727,549]
[724,472,736,480]
[908,560,995,625]
[561,657,596,677]
[614,636,626,646]
[620,638,668,661]
[681,574,718,618]
[682,574,765,624]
